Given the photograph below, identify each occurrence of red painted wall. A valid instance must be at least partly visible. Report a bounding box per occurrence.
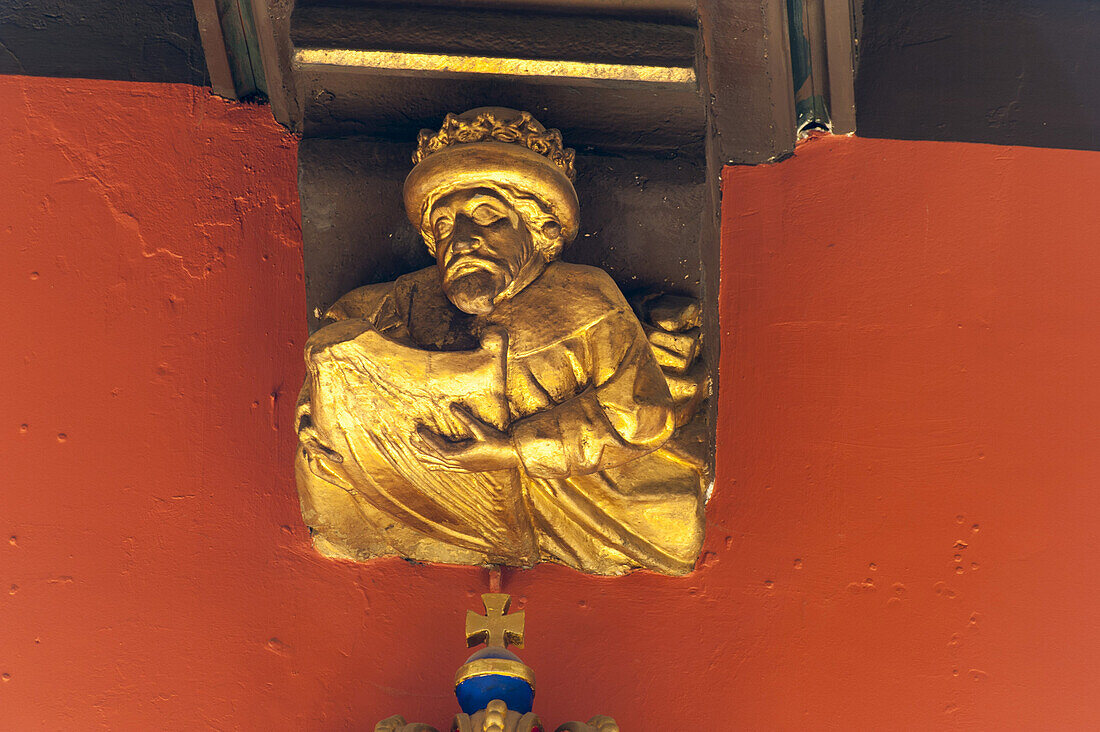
[3,76,1099,729]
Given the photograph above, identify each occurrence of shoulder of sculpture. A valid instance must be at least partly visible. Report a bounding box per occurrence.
[304,317,371,358]
[527,261,629,311]
[325,267,439,321]
[496,263,636,355]
[395,265,445,288]
[325,283,394,322]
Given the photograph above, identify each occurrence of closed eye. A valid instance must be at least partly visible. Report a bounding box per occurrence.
[470,204,507,225]
[434,216,454,238]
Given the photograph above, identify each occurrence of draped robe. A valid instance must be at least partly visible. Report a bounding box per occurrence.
[295,261,705,575]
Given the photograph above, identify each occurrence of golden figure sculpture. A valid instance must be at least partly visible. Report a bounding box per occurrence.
[295,108,706,575]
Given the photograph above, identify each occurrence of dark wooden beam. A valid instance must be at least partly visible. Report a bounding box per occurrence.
[248,0,301,129]
[699,0,797,164]
[193,0,238,98]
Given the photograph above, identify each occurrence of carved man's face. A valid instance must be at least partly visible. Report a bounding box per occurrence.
[430,187,536,315]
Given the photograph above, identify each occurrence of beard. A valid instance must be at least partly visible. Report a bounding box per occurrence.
[442,264,510,315]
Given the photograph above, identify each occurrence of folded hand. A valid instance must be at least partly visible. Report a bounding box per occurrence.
[414,405,520,472]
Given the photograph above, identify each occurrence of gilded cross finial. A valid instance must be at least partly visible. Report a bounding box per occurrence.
[465,593,525,649]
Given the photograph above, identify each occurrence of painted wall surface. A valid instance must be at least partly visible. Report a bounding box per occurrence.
[0,1,208,84]
[3,76,1099,729]
[857,0,1100,153]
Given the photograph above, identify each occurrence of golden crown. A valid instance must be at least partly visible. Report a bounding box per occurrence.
[413,108,576,182]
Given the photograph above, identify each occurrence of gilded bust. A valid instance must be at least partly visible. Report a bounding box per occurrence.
[295,108,706,575]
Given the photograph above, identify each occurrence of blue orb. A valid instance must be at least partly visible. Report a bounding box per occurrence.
[454,647,535,715]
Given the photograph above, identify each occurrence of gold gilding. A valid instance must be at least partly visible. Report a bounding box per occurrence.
[454,658,537,689]
[293,48,696,86]
[466,593,525,649]
[405,142,580,250]
[295,108,706,576]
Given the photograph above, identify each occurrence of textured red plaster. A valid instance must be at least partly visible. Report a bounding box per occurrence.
[2,76,1099,729]
[718,134,1100,728]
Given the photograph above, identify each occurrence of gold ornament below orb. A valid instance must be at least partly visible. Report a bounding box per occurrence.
[466,593,525,649]
[376,594,618,732]
[295,107,708,576]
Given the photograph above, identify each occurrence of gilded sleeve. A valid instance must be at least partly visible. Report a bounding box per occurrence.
[510,308,675,479]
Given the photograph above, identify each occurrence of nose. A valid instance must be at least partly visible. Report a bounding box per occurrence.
[450,236,477,255]
[446,215,481,256]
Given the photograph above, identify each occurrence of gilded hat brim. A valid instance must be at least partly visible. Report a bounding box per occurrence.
[403,141,579,244]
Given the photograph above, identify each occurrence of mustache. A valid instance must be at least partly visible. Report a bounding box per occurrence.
[443,255,505,277]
